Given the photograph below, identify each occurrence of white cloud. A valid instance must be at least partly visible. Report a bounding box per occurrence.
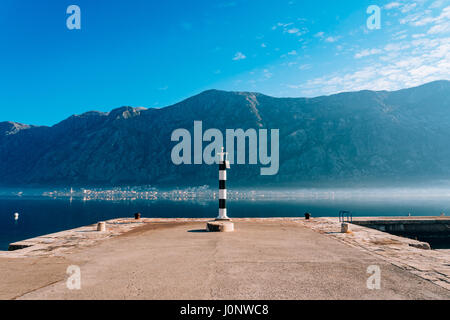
[401,3,417,13]
[298,64,311,70]
[428,20,450,34]
[384,42,411,51]
[384,2,402,10]
[272,22,293,30]
[264,1,449,97]
[430,0,445,9]
[354,48,382,59]
[400,5,450,33]
[232,52,246,61]
[273,22,308,36]
[287,50,297,55]
[263,69,273,79]
[314,31,325,38]
[297,36,450,96]
[325,36,340,43]
[392,30,408,40]
[427,6,450,34]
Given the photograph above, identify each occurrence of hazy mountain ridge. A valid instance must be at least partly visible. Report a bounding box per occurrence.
[1,80,450,187]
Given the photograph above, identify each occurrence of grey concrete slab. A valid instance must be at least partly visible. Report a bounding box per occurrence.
[1,220,447,300]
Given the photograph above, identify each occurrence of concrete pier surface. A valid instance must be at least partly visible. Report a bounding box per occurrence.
[0,218,449,300]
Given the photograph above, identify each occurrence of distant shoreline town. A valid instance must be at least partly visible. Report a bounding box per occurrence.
[17,186,450,202]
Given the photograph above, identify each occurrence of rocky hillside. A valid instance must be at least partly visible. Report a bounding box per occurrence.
[1,80,450,187]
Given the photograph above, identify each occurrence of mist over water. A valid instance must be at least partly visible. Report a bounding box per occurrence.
[1,187,450,251]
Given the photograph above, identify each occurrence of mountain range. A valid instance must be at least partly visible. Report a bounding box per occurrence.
[1,80,450,188]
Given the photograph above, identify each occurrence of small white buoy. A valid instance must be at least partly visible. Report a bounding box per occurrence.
[14,212,19,220]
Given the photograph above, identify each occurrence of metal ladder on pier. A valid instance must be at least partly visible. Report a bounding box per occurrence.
[339,210,352,223]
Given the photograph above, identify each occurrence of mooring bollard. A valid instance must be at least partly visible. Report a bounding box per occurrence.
[134,212,141,220]
[341,223,350,233]
[304,212,311,220]
[97,222,106,232]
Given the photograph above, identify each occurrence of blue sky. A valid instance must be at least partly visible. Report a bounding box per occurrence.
[0,0,449,125]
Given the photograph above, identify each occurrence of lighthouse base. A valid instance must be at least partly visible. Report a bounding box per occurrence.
[215,218,231,221]
[206,221,234,232]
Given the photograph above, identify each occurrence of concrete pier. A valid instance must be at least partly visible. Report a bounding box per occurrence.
[351,217,450,249]
[0,217,449,300]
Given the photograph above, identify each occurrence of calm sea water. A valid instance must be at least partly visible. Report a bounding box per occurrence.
[1,195,450,251]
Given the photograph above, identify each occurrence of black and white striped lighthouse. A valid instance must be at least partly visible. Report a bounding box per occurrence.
[217,147,230,220]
